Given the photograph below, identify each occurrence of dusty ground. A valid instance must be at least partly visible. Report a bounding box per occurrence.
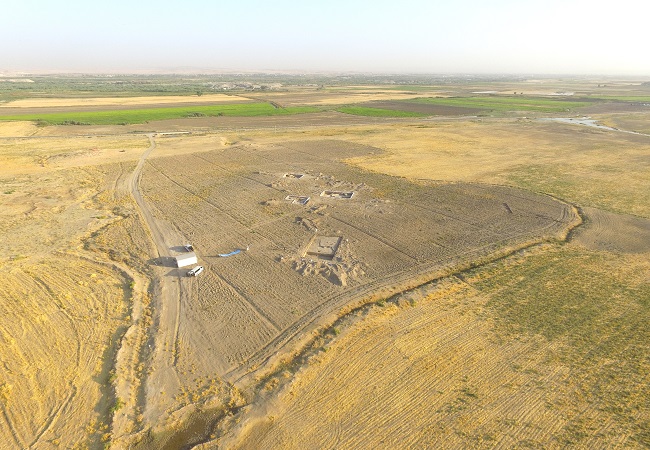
[208,116,650,450]
[135,139,575,432]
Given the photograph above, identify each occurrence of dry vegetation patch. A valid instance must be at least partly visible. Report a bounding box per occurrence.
[0,94,252,109]
[221,243,650,449]
[337,121,650,217]
[0,256,132,449]
[0,140,153,448]
[0,135,149,176]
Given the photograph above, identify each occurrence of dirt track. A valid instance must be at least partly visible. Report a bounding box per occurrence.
[125,134,188,423]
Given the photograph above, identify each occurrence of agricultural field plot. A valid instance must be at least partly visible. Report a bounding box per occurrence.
[0,93,254,110]
[0,103,319,126]
[409,96,592,114]
[241,88,431,107]
[140,140,577,392]
[342,100,484,116]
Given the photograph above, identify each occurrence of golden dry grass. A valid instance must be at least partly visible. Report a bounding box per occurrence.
[0,256,131,449]
[0,134,153,448]
[0,166,135,448]
[225,243,650,449]
[0,94,252,109]
[261,120,650,218]
[599,112,650,135]
[233,119,649,217]
[0,135,149,176]
[149,133,232,158]
[0,121,40,137]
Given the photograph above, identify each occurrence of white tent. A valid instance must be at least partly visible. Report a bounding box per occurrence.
[175,252,198,268]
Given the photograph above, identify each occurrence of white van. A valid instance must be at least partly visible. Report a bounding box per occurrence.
[187,266,204,277]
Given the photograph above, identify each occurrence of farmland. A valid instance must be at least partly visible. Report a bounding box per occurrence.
[0,75,649,449]
[0,103,319,125]
[337,106,425,117]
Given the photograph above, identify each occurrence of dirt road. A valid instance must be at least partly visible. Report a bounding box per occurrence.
[127,134,186,423]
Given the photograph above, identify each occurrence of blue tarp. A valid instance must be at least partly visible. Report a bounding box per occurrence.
[218,249,241,257]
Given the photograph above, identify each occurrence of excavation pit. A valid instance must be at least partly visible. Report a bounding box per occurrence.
[284,173,305,179]
[286,195,310,205]
[306,236,342,260]
[321,190,354,199]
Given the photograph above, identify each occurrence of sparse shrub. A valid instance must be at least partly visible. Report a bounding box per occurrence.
[110,398,125,413]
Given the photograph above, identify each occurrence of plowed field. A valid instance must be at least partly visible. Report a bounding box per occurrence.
[139,139,577,409]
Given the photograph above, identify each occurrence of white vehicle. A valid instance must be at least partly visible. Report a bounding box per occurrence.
[187,266,204,277]
[184,244,194,252]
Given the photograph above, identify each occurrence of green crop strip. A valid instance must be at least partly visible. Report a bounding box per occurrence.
[0,103,319,125]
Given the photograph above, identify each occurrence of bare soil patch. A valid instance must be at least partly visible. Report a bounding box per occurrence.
[574,207,650,253]
[139,139,576,407]
[241,90,433,107]
[362,100,484,116]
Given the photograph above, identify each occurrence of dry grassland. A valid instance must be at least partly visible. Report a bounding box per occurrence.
[2,86,649,448]
[134,139,574,440]
[0,134,153,448]
[0,134,149,176]
[295,120,650,218]
[0,94,252,109]
[0,121,40,137]
[209,114,650,449]
[599,112,650,135]
[223,242,650,449]
[243,90,433,107]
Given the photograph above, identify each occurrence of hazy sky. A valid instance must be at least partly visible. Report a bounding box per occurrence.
[2,0,648,74]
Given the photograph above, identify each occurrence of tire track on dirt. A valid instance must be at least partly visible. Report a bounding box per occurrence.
[223,212,579,385]
[27,386,77,449]
[210,271,282,332]
[30,275,82,369]
[145,160,281,248]
[126,134,184,423]
[328,213,420,262]
[0,403,25,450]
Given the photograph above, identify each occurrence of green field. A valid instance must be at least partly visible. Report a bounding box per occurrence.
[412,96,591,112]
[589,96,650,102]
[0,103,319,125]
[337,106,425,117]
